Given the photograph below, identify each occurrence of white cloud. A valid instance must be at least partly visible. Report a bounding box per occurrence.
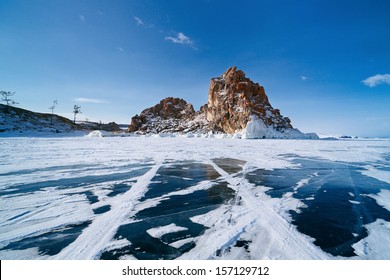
[134,16,144,26]
[133,16,154,28]
[117,47,124,52]
[74,98,109,104]
[362,74,390,87]
[300,75,308,81]
[79,14,85,22]
[165,32,193,46]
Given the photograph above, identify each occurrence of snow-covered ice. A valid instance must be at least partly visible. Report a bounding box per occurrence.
[0,136,389,260]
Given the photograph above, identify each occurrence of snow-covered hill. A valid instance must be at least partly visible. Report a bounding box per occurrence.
[0,104,85,137]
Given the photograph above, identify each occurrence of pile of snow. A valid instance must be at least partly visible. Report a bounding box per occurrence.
[242,115,268,139]
[85,130,132,138]
[241,115,318,139]
[86,130,110,138]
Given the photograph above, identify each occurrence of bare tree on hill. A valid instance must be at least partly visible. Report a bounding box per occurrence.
[1,91,18,112]
[73,105,82,124]
[49,100,58,125]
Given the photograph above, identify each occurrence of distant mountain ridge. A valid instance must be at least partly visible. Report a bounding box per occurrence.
[128,67,318,139]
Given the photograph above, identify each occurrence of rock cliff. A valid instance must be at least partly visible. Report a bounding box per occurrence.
[206,66,293,134]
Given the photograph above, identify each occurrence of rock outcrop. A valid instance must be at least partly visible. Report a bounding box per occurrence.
[127,67,317,139]
[79,121,121,132]
[206,66,293,134]
[128,97,208,134]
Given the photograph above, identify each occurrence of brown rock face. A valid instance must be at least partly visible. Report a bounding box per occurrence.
[206,66,292,133]
[145,97,195,119]
[128,97,197,133]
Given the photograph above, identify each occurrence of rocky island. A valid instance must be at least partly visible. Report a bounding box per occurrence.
[128,66,317,139]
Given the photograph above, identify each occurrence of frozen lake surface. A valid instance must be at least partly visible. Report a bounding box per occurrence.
[0,136,389,259]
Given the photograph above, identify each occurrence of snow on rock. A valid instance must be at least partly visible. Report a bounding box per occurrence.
[242,115,318,139]
[127,97,209,135]
[241,115,267,139]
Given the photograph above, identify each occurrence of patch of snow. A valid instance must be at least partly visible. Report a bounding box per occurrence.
[352,219,390,259]
[349,200,361,204]
[367,189,390,211]
[170,237,196,249]
[147,224,188,239]
[101,238,131,252]
[86,130,110,137]
[362,166,390,184]
[294,178,310,191]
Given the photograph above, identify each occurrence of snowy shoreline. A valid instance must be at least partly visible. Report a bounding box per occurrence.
[1,128,384,141]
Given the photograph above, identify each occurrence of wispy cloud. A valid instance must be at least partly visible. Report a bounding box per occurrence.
[74,98,109,104]
[117,46,124,52]
[362,74,390,87]
[134,16,144,26]
[79,14,85,22]
[133,16,154,28]
[165,32,193,46]
[300,75,308,81]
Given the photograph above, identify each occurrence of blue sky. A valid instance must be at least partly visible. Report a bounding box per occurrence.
[1,0,389,137]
